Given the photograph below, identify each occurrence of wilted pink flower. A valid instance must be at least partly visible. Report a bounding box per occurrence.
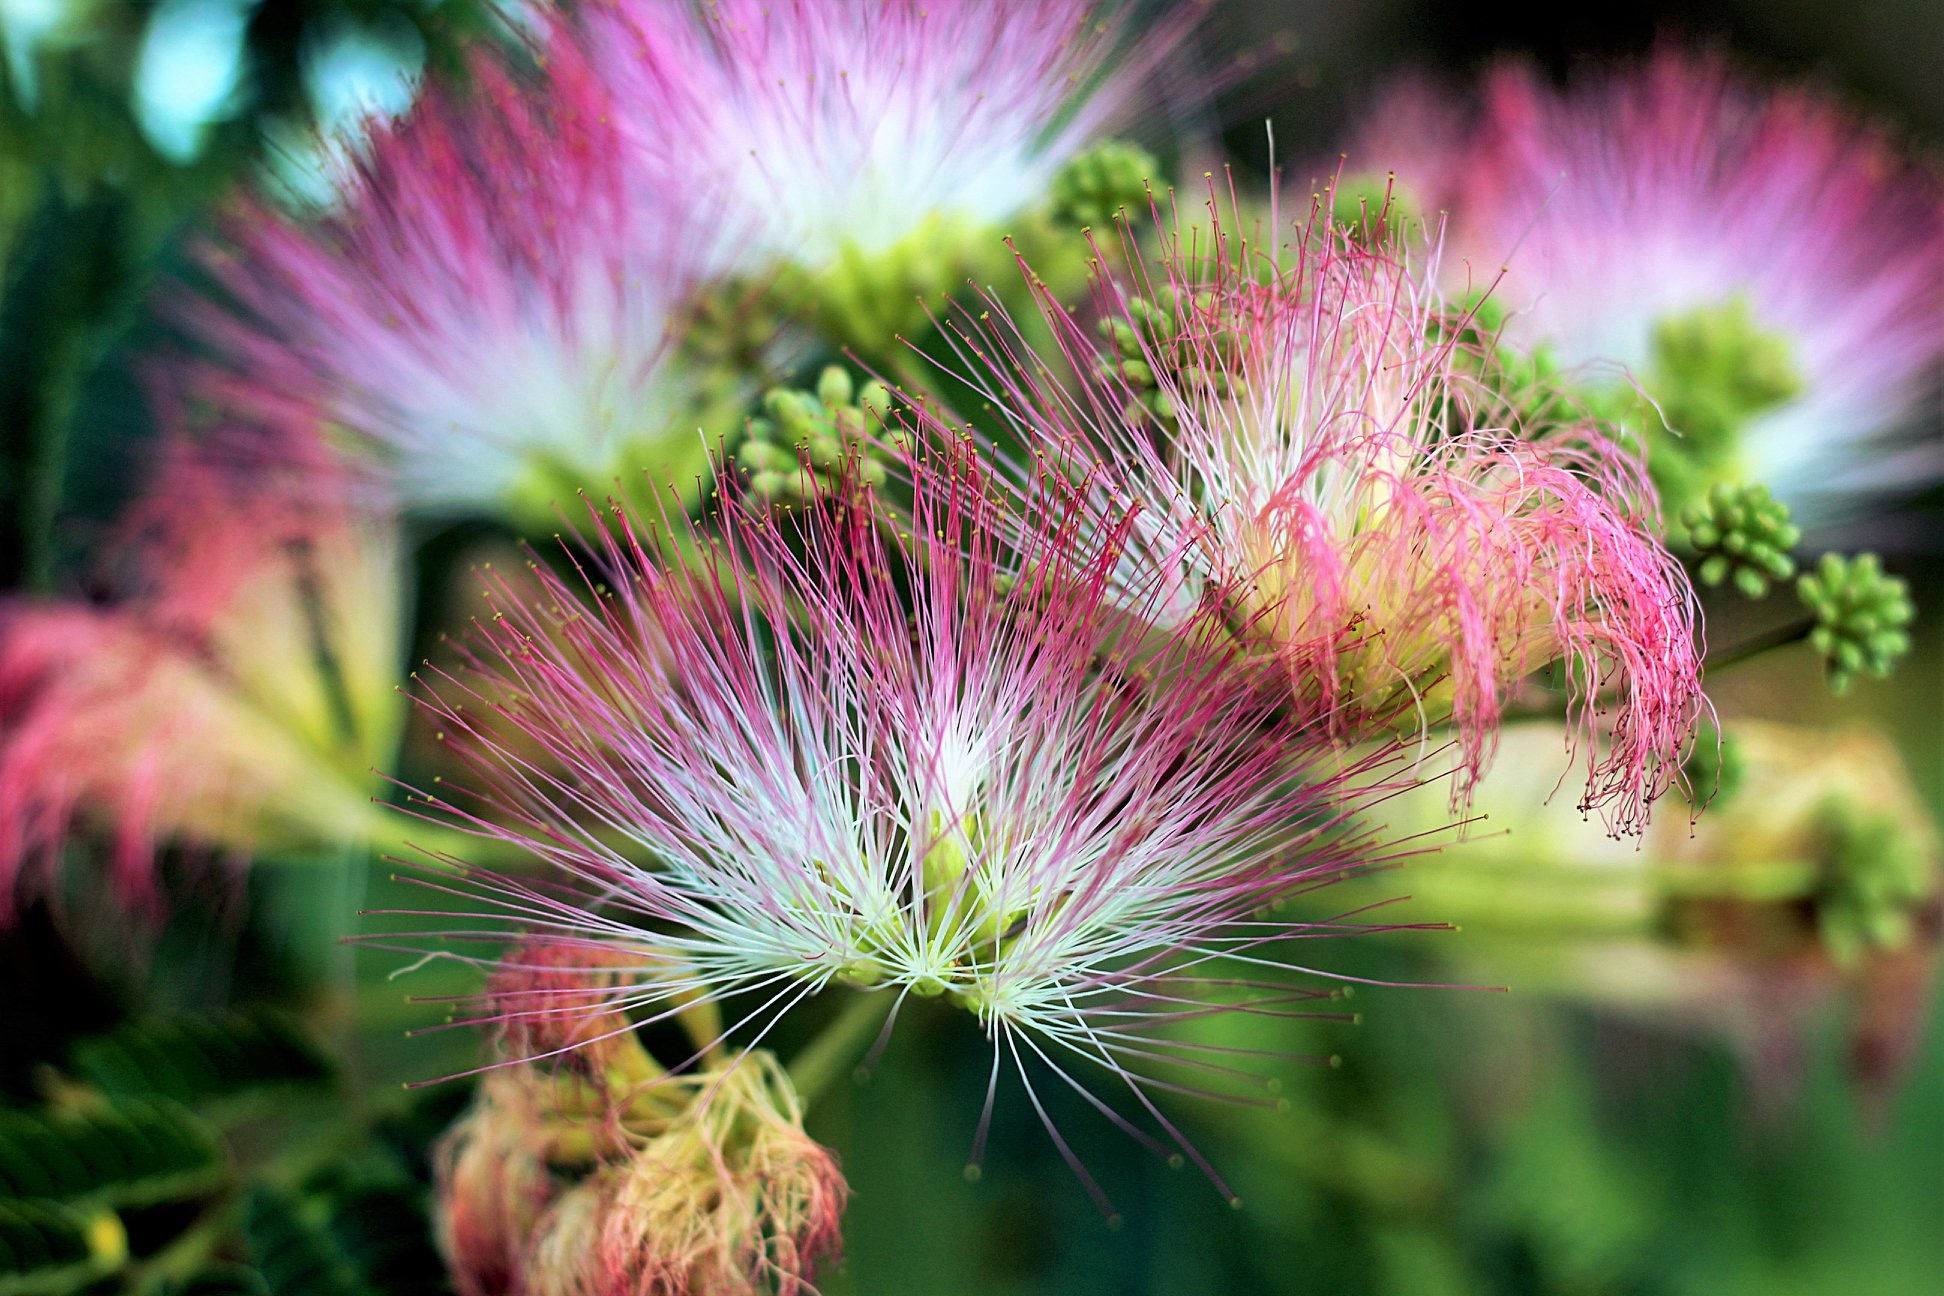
[186,42,718,518]
[933,202,1704,831]
[521,1052,846,1296]
[0,446,402,918]
[1344,49,1944,528]
[388,443,1423,1207]
[573,0,1189,306]
[434,1069,564,1296]
[434,941,833,1296]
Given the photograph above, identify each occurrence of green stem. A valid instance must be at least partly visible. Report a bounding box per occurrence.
[786,992,893,1107]
[1704,616,1814,677]
[1338,853,1824,941]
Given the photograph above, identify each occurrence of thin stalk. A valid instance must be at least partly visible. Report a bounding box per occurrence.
[786,992,894,1107]
[1704,616,1814,677]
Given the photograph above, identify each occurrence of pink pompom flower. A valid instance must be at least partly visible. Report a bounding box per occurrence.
[928,198,1705,832]
[1343,49,1944,530]
[384,444,1428,1209]
[571,0,1193,341]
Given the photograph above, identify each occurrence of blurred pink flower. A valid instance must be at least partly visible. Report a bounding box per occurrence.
[1344,49,1944,528]
[0,447,402,918]
[185,42,718,518]
[575,0,1191,275]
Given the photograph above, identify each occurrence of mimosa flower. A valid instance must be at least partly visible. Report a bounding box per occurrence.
[186,43,726,522]
[935,205,1705,831]
[0,447,403,917]
[572,0,1190,344]
[391,446,1419,1205]
[1345,50,1944,530]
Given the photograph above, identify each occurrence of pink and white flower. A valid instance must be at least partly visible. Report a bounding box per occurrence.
[389,446,1423,1204]
[931,202,1705,831]
[186,43,717,518]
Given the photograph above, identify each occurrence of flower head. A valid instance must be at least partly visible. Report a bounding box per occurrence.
[574,0,1189,343]
[1345,49,1944,529]
[0,445,402,917]
[937,203,1705,831]
[394,444,1418,1203]
[185,42,724,521]
[519,1051,845,1296]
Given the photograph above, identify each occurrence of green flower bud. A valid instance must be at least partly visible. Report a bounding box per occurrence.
[1797,552,1916,693]
[1678,481,1800,598]
[1048,139,1158,229]
[730,367,899,508]
[815,364,853,409]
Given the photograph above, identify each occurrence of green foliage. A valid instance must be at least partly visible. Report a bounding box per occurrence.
[1047,139,1158,229]
[243,1185,442,1296]
[1679,481,1800,597]
[243,1192,374,1296]
[0,1099,223,1210]
[731,366,894,505]
[1797,552,1916,693]
[157,1265,271,1296]
[0,1199,124,1296]
[68,1014,330,1108]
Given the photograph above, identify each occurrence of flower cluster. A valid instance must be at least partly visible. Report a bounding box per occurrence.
[396,441,1434,1210]
[26,1,1944,1286]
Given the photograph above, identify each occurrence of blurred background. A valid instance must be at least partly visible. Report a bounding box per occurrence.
[1,2,1938,1293]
